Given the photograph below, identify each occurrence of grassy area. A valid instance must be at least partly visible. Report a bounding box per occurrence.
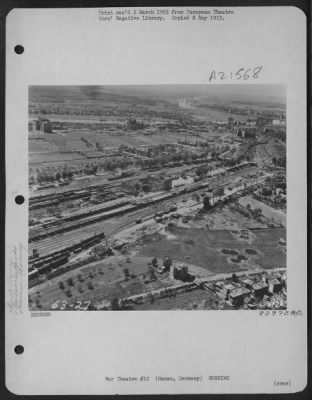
[29,130,189,166]
[29,256,173,310]
[239,196,286,226]
[138,226,286,273]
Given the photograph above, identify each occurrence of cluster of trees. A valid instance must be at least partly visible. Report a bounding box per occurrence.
[123,267,130,280]
[57,270,100,298]
[213,186,225,200]
[173,266,194,282]
[29,100,196,122]
[195,164,216,178]
[31,143,225,187]
[111,297,120,311]
[101,157,132,172]
[120,143,219,170]
[33,162,101,185]
[203,196,212,211]
[267,129,286,142]
[84,165,98,175]
[81,136,93,148]
[272,156,286,168]
[34,166,75,185]
[95,142,103,151]
[127,118,146,130]
[36,169,74,184]
[237,130,257,139]
[222,158,238,167]
[121,178,156,196]
[146,265,157,281]
[150,256,172,272]
[30,293,42,309]
[261,187,273,196]
[146,144,176,157]
[163,256,172,271]
[246,204,263,219]
[163,179,172,192]
[202,187,232,211]
[177,139,215,149]
[136,150,210,170]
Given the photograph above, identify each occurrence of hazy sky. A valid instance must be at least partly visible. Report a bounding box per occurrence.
[30,84,286,104]
[98,84,286,100]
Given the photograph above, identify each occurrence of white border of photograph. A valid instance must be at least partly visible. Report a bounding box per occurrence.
[5,6,307,394]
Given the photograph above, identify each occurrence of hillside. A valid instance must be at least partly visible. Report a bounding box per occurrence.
[226,139,286,165]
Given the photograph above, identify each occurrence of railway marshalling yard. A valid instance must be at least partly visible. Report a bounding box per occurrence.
[28,86,287,311]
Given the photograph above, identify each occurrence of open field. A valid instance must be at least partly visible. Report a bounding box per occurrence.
[223,139,286,165]
[29,256,175,310]
[29,131,203,166]
[239,196,286,226]
[189,204,268,230]
[29,129,218,153]
[137,226,286,273]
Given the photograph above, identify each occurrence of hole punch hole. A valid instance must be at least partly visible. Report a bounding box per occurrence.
[14,45,24,54]
[14,345,24,355]
[15,195,25,205]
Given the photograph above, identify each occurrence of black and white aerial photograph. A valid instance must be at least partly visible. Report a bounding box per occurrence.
[28,84,287,311]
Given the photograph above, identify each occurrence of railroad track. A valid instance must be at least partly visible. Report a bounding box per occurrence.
[28,183,234,257]
[28,164,260,257]
[29,182,121,207]
[29,209,153,256]
[29,162,218,208]
[30,199,131,238]
[29,179,214,242]
[28,189,200,257]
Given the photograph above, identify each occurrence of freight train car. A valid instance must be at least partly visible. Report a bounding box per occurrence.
[36,254,69,275]
[29,232,105,267]
[62,199,130,223]
[29,204,135,242]
[29,199,60,211]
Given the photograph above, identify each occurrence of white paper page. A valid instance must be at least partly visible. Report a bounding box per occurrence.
[6,6,307,395]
